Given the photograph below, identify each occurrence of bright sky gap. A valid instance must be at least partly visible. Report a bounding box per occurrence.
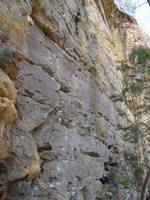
[115,0,150,36]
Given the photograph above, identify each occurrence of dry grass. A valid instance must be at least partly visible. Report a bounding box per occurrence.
[0,11,29,50]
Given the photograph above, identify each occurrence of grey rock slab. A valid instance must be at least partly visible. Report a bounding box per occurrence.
[7,123,39,182]
[18,62,59,107]
[17,95,53,132]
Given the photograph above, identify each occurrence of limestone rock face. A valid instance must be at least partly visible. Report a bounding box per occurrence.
[0,0,148,199]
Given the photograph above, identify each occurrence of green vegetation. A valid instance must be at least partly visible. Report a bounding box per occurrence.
[110,93,124,102]
[123,125,141,143]
[129,81,144,94]
[130,47,150,64]
[111,47,150,199]
[115,176,132,188]
[117,108,127,117]
[96,195,113,200]
[123,151,143,185]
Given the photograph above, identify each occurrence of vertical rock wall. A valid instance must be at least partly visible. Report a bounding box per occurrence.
[0,0,148,199]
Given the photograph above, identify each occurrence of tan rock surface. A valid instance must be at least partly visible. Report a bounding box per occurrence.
[0,0,149,199]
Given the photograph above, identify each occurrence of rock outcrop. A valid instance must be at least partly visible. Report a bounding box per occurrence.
[0,0,148,199]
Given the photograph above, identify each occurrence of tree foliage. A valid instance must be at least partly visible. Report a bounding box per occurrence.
[111,46,150,199]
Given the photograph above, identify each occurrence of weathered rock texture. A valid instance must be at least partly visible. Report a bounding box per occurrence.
[0,0,148,200]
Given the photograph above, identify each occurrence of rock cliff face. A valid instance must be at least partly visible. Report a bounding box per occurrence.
[0,0,148,199]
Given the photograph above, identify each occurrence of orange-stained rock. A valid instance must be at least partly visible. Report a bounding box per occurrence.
[0,97,18,122]
[0,45,23,79]
[0,68,17,103]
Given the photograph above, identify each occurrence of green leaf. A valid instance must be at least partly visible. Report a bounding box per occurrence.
[115,176,132,188]
[110,94,124,102]
[130,47,150,64]
[123,126,141,143]
[129,81,144,94]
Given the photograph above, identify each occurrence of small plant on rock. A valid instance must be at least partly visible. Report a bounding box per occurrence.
[96,195,113,200]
